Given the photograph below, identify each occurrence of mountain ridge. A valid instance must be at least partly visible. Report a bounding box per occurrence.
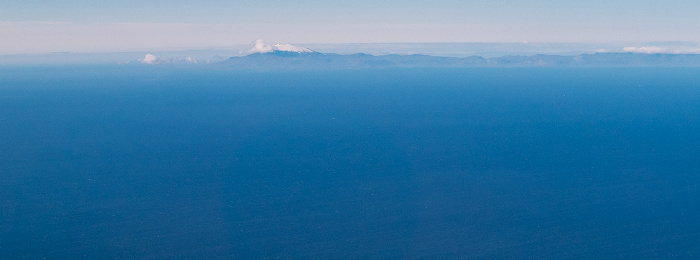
[216,51,700,69]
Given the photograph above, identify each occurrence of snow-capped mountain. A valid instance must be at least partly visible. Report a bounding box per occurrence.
[248,39,314,54]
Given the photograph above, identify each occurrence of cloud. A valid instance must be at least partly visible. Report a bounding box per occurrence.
[138,54,198,64]
[140,53,160,64]
[623,46,700,54]
[248,39,274,54]
[623,46,668,54]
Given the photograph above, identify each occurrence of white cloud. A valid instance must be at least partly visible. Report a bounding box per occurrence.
[623,46,667,54]
[140,53,160,64]
[138,54,199,64]
[248,39,274,54]
[623,46,700,54]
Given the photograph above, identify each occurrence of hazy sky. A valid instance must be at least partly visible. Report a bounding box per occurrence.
[2,0,699,54]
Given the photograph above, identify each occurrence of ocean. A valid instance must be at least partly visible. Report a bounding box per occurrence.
[1,66,700,258]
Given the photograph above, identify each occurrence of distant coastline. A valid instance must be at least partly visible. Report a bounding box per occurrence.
[212,51,700,69]
[4,50,700,68]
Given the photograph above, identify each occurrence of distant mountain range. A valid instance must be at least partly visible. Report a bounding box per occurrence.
[216,50,700,68]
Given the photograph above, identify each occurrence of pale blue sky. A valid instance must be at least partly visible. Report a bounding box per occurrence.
[1,0,699,54]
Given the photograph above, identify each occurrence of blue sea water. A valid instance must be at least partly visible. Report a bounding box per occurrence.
[1,66,700,258]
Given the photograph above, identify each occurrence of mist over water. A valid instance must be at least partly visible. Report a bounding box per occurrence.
[2,67,700,258]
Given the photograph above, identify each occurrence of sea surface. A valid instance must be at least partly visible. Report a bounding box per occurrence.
[1,66,700,258]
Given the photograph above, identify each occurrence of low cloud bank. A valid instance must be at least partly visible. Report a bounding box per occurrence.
[139,53,197,64]
[622,46,700,54]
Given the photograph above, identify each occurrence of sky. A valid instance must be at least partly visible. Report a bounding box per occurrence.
[1,0,700,54]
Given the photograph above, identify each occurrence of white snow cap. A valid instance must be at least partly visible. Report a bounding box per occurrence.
[247,39,313,54]
[273,43,312,53]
